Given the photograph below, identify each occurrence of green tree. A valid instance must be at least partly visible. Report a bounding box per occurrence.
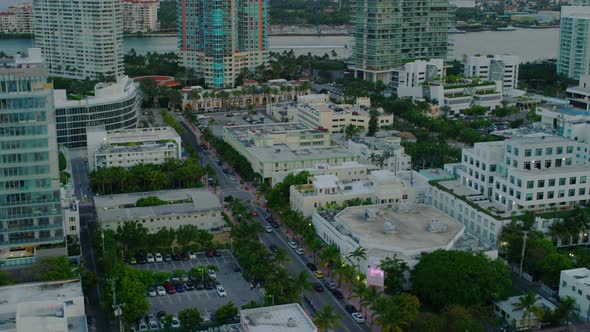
[367,109,379,137]
[373,293,420,332]
[116,221,149,254]
[379,255,409,294]
[34,256,77,281]
[215,302,238,324]
[343,124,363,140]
[538,253,574,288]
[176,224,199,248]
[348,247,367,277]
[178,308,203,330]
[313,305,341,332]
[411,250,511,308]
[513,291,544,331]
[555,296,579,331]
[293,270,312,301]
[139,78,159,107]
[101,264,149,323]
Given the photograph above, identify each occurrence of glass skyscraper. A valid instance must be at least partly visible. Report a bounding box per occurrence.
[0,49,64,266]
[352,0,450,83]
[178,0,269,88]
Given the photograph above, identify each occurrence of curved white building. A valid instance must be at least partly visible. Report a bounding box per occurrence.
[55,76,142,148]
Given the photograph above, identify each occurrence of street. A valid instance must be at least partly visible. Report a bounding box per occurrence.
[179,119,370,332]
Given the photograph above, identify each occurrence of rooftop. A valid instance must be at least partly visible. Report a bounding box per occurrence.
[508,135,572,146]
[248,145,354,163]
[328,204,464,254]
[54,75,139,108]
[562,268,590,285]
[495,295,556,320]
[240,303,317,332]
[0,279,86,332]
[95,189,221,223]
[95,127,180,144]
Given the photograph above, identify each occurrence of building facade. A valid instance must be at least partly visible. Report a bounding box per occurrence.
[0,4,33,34]
[0,12,16,32]
[33,0,124,80]
[86,127,182,170]
[391,59,445,95]
[559,268,590,319]
[351,0,450,83]
[122,0,160,33]
[463,55,520,90]
[0,49,64,266]
[558,5,590,80]
[178,0,269,88]
[54,76,142,148]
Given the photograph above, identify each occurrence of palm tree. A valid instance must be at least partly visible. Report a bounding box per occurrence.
[373,293,420,332]
[218,90,230,110]
[293,271,312,301]
[557,296,579,332]
[209,90,217,109]
[313,305,341,332]
[351,282,367,312]
[231,89,242,109]
[343,124,363,141]
[348,247,367,277]
[319,244,340,277]
[262,84,271,104]
[190,90,201,111]
[513,291,544,331]
[273,247,291,266]
[361,286,380,326]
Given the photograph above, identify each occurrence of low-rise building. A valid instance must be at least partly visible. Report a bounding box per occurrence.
[95,189,226,233]
[269,95,394,133]
[122,0,160,33]
[463,55,520,91]
[559,268,590,319]
[346,133,412,173]
[223,123,356,180]
[0,279,87,332]
[291,170,416,217]
[240,303,317,332]
[271,161,374,186]
[391,59,445,95]
[86,126,182,170]
[493,295,555,331]
[311,204,469,271]
[55,75,142,148]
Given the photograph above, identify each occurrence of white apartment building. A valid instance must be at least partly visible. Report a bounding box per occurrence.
[86,126,182,170]
[391,59,445,95]
[223,123,356,180]
[0,4,33,34]
[0,12,16,32]
[463,55,520,90]
[122,0,160,33]
[61,187,80,238]
[271,161,375,186]
[33,0,124,80]
[558,5,590,80]
[559,268,590,319]
[240,304,317,332]
[347,134,412,173]
[95,189,227,233]
[290,170,416,217]
[269,95,393,133]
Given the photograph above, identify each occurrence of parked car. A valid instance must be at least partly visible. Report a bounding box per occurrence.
[175,283,185,293]
[164,253,172,262]
[164,282,176,294]
[313,270,324,279]
[157,311,167,320]
[314,283,324,292]
[269,244,278,252]
[172,253,180,261]
[344,305,357,314]
[155,253,163,262]
[271,221,280,228]
[129,257,137,264]
[156,286,166,296]
[265,226,273,233]
[171,316,181,328]
[324,280,336,290]
[147,286,157,297]
[146,253,155,263]
[351,312,366,323]
[251,210,258,216]
[149,319,159,330]
[228,175,236,181]
[216,285,227,297]
[331,289,344,299]
[185,281,195,291]
[306,263,317,271]
[208,270,217,279]
[188,251,197,260]
[288,241,297,249]
[295,248,304,255]
[136,254,147,264]
[206,250,215,257]
[138,320,148,331]
[214,250,222,257]
[180,252,189,261]
[204,281,214,290]
[196,282,204,290]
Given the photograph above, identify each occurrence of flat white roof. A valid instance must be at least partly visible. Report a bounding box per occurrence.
[495,295,555,320]
[312,175,338,188]
[104,127,180,143]
[562,268,590,285]
[240,303,317,332]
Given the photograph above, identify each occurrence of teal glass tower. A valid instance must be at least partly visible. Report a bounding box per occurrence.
[0,49,63,266]
[178,0,269,89]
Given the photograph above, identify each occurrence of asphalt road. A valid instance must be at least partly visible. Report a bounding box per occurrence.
[179,118,370,332]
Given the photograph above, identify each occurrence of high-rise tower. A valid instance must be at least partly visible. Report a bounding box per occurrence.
[33,0,124,80]
[558,1,590,80]
[178,0,269,88]
[351,0,450,83]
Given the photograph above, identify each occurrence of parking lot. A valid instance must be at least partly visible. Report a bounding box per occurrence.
[134,250,264,319]
[202,111,274,136]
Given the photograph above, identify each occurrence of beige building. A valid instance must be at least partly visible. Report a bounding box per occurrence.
[269,94,394,133]
[494,295,555,331]
[271,161,375,186]
[86,126,182,170]
[0,4,32,33]
[291,170,416,217]
[95,189,227,233]
[122,0,160,33]
[223,123,356,180]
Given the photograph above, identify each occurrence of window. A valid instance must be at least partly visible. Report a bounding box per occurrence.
[514,148,519,156]
[510,176,515,184]
[548,191,555,199]
[517,179,522,187]
[535,161,541,169]
[535,148,542,156]
[567,146,574,153]
[490,165,496,172]
[559,178,566,185]
[569,189,576,197]
[582,176,587,184]
[579,188,586,195]
[507,145,512,153]
[526,193,533,201]
[570,177,577,185]
[556,159,562,167]
[524,162,531,170]
[562,281,567,287]
[506,157,511,165]
[527,181,534,189]
[546,147,553,155]
[525,149,532,157]
[538,180,545,188]
[566,158,573,166]
[558,190,565,198]
[537,192,544,200]
[557,147,563,155]
[545,160,552,168]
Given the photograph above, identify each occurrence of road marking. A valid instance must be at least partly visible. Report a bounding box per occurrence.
[167,296,173,304]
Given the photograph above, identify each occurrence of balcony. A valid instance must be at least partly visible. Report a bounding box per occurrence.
[0,236,63,247]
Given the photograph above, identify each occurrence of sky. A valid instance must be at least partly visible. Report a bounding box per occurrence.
[0,0,28,10]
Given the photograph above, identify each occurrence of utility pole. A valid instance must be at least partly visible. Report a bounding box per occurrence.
[519,231,528,278]
[110,278,124,332]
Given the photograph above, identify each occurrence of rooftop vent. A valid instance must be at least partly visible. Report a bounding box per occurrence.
[287,317,297,327]
[364,208,377,221]
[384,221,397,234]
[428,219,447,233]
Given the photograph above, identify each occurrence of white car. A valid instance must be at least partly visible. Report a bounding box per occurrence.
[228,175,236,181]
[295,248,304,255]
[146,253,155,263]
[182,274,189,282]
[216,285,227,297]
[171,316,181,328]
[188,251,197,259]
[156,286,166,296]
[147,286,157,297]
[288,241,297,249]
[265,226,273,233]
[138,320,148,331]
[149,319,159,330]
[351,313,365,324]
[155,253,163,262]
[208,269,217,279]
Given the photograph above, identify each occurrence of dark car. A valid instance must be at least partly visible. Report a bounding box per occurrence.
[180,252,189,261]
[344,305,357,314]
[204,281,214,290]
[271,221,280,229]
[136,254,147,264]
[163,253,172,262]
[185,281,195,291]
[269,244,278,252]
[265,216,273,222]
[331,289,344,299]
[175,283,185,293]
[196,282,204,290]
[306,263,317,271]
[157,311,167,320]
[222,168,229,174]
[214,250,221,257]
[233,265,242,272]
[172,253,180,261]
[206,250,215,258]
[314,283,324,292]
